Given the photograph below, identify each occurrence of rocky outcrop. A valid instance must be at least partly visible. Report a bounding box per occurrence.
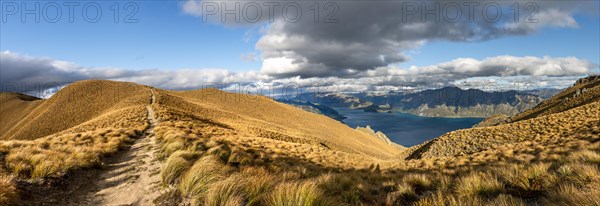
[356,125,406,150]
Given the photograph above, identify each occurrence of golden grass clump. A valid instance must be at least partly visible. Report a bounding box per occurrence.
[179,155,225,199]
[544,183,600,205]
[0,175,19,205]
[569,150,600,164]
[498,163,556,197]
[204,176,245,206]
[556,163,600,188]
[455,172,504,198]
[268,180,331,206]
[402,173,435,193]
[386,182,418,205]
[162,150,201,185]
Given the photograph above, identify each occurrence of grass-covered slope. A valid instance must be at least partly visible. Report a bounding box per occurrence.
[151,76,600,205]
[154,89,402,159]
[0,80,151,140]
[404,100,599,159]
[1,78,599,205]
[0,81,153,205]
[0,80,403,205]
[404,75,600,160]
[0,93,42,136]
[509,75,600,123]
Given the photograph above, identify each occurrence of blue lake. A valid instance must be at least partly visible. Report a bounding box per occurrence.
[333,107,484,147]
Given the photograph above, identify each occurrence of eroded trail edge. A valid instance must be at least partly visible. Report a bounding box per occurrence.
[86,89,162,205]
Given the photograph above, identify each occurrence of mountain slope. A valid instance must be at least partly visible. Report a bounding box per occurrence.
[0,80,403,204]
[275,99,346,121]
[509,75,600,123]
[0,93,42,136]
[154,89,402,159]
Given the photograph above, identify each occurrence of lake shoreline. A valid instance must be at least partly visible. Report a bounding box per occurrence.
[333,107,484,147]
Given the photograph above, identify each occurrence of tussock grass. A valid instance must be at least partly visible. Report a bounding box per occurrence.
[489,194,526,206]
[456,172,504,198]
[236,168,278,206]
[545,183,600,205]
[557,163,600,188]
[386,183,418,205]
[403,173,434,193]
[0,175,18,205]
[268,180,331,206]
[179,155,225,199]
[162,150,201,185]
[569,150,600,164]
[2,126,143,179]
[204,176,244,206]
[498,163,556,197]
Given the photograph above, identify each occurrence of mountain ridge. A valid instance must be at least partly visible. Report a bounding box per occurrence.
[285,86,545,118]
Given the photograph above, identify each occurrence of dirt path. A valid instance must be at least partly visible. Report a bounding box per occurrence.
[85,89,163,205]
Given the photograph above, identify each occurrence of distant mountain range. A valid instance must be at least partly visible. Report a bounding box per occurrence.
[279,87,559,118]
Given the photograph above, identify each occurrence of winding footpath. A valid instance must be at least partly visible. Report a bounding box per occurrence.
[86,89,163,205]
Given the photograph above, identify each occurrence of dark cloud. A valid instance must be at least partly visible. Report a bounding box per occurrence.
[182,0,597,78]
[1,51,101,94]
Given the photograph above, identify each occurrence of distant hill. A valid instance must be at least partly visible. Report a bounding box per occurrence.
[275,99,346,121]
[0,80,151,140]
[0,93,42,136]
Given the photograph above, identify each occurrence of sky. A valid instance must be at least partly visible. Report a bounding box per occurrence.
[1,0,599,96]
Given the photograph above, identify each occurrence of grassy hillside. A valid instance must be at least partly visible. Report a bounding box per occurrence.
[0,93,42,136]
[0,80,151,140]
[509,75,599,123]
[404,75,600,160]
[1,78,598,205]
[0,80,402,205]
[403,100,599,159]
[155,89,400,159]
